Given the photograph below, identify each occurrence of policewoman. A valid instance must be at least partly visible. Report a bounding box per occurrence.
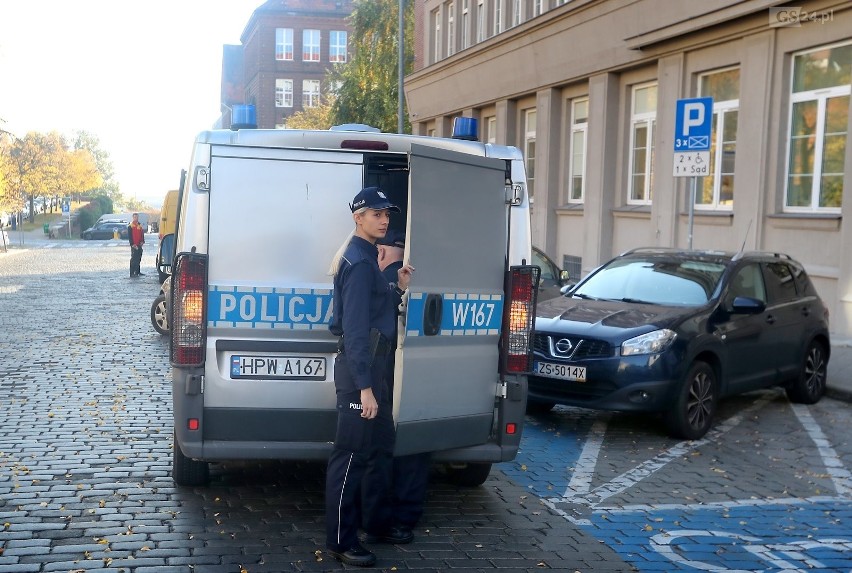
[325,186,414,567]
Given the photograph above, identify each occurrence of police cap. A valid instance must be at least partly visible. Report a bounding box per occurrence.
[350,187,400,213]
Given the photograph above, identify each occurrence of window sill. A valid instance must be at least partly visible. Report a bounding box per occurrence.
[766,212,841,231]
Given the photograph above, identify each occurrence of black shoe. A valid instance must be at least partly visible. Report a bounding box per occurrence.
[360,525,414,545]
[327,544,376,567]
[137,272,145,276]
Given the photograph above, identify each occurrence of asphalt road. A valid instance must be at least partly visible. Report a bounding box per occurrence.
[1,242,851,573]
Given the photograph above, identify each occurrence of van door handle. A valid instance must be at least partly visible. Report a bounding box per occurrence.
[423,294,443,336]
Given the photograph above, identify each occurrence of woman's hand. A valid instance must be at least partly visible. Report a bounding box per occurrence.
[360,388,378,419]
[397,264,415,290]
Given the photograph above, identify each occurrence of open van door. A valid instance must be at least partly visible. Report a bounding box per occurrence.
[393,144,508,455]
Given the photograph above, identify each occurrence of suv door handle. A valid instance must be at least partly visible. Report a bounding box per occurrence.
[423,294,443,336]
[765,314,776,325]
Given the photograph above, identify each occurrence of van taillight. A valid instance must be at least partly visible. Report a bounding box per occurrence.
[502,266,539,373]
[170,253,208,367]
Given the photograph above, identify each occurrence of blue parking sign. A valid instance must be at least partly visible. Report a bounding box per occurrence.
[674,97,712,152]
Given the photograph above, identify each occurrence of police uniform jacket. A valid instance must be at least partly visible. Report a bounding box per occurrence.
[329,236,402,391]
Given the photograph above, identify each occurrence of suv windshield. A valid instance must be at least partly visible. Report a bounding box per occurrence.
[573,258,726,305]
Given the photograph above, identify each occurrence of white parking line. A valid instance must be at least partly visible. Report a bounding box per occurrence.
[793,403,852,497]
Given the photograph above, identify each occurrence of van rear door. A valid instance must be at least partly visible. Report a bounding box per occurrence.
[394,144,508,455]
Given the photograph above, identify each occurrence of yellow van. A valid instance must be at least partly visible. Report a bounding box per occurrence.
[158,189,179,239]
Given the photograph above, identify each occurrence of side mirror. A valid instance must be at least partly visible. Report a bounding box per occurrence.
[731,296,766,314]
[560,283,577,296]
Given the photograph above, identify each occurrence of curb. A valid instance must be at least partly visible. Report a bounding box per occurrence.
[827,386,852,404]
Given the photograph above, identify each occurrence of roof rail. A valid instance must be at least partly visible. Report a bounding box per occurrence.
[731,250,793,262]
[618,247,682,256]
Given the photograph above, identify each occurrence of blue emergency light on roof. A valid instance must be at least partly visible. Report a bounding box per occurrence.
[231,104,257,130]
[452,117,478,141]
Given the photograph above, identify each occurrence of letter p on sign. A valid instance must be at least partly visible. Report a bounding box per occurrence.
[682,103,705,136]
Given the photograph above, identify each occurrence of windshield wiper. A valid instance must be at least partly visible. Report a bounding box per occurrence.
[571,293,598,300]
[618,297,657,304]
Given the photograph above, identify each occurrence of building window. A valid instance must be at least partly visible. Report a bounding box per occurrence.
[431,8,441,63]
[533,0,543,17]
[275,28,294,61]
[302,79,321,107]
[303,29,320,62]
[568,98,588,203]
[493,0,503,34]
[698,68,739,209]
[330,31,348,63]
[512,0,524,26]
[476,0,486,42]
[462,0,470,49]
[447,1,456,57]
[486,116,497,144]
[628,83,657,205]
[275,79,294,108]
[785,42,850,212]
[525,109,536,201]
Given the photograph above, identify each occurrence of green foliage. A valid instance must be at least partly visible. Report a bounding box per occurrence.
[330,0,414,133]
[93,195,113,215]
[286,97,336,130]
[76,203,102,232]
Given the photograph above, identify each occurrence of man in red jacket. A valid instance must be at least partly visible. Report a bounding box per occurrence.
[127,213,145,277]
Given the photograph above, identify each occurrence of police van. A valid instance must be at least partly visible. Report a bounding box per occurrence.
[169,117,539,487]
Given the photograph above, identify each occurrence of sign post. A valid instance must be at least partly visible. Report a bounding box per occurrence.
[673,97,713,249]
[61,198,70,239]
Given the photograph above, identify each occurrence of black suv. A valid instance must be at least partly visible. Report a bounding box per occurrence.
[529,248,830,439]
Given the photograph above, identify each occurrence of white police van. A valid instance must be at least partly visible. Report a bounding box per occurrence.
[169,115,539,487]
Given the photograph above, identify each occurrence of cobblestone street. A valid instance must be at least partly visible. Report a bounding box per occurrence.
[1,243,851,572]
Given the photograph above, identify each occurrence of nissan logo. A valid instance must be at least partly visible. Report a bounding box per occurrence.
[554,338,574,355]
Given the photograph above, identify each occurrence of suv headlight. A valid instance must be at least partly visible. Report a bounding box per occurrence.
[621,329,677,356]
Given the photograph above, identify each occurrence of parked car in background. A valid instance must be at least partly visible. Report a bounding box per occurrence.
[528,248,830,439]
[81,222,128,240]
[533,246,571,301]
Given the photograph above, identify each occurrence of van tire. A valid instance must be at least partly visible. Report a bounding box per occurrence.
[447,463,492,487]
[150,295,168,335]
[172,434,210,486]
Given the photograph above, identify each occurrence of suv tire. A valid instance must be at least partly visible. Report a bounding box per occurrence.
[786,339,827,404]
[666,361,716,440]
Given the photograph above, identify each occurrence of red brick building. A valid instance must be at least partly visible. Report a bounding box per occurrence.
[219,0,354,129]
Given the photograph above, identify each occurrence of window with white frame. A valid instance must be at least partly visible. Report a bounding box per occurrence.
[330,31,348,63]
[476,0,486,42]
[275,79,294,108]
[302,79,321,107]
[533,0,543,17]
[303,29,320,61]
[431,8,441,63]
[785,42,850,212]
[525,109,536,201]
[628,83,657,204]
[275,28,294,60]
[485,116,497,143]
[568,98,588,203]
[512,0,524,26]
[493,0,503,34]
[698,68,739,209]
[462,0,470,49]
[447,1,456,56]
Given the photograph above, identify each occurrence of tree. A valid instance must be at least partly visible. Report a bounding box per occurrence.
[71,130,121,201]
[331,0,414,133]
[3,131,66,222]
[286,97,337,130]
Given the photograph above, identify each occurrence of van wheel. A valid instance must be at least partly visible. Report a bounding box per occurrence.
[447,463,492,487]
[786,340,827,404]
[150,295,168,335]
[172,433,210,486]
[665,361,716,440]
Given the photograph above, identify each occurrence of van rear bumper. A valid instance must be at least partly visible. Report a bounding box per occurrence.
[177,438,518,464]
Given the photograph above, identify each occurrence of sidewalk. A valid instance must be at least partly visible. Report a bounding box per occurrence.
[828,338,852,403]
